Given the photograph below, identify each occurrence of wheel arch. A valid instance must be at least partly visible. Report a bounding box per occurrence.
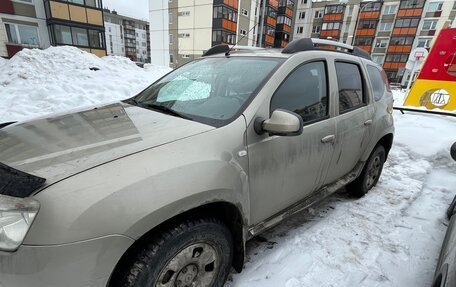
[377,133,394,160]
[107,201,246,286]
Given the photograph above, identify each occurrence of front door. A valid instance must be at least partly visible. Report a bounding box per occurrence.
[247,61,336,225]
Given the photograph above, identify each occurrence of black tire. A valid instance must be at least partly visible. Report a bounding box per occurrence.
[114,218,233,287]
[347,145,386,198]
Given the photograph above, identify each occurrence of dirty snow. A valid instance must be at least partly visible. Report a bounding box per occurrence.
[1,47,456,287]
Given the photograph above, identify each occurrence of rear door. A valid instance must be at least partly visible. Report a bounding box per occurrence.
[324,58,374,184]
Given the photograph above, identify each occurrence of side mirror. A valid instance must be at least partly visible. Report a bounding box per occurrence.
[451,142,456,161]
[255,109,303,136]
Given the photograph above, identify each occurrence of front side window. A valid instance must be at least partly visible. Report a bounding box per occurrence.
[271,61,328,123]
[5,23,40,46]
[335,62,365,113]
[131,57,283,126]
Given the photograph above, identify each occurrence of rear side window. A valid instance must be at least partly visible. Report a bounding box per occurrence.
[271,61,328,123]
[367,65,385,101]
[335,62,365,113]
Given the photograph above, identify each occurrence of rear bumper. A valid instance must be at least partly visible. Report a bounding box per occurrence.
[0,235,133,287]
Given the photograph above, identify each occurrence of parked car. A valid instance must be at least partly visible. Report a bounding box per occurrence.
[0,38,394,287]
[432,142,456,287]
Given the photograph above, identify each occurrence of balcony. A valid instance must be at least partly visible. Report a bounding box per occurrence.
[266,16,277,27]
[320,30,340,38]
[392,27,417,35]
[359,11,380,19]
[323,13,343,21]
[387,45,412,53]
[356,29,376,36]
[397,8,423,17]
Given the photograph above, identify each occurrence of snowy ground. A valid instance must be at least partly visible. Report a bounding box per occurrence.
[1,47,456,287]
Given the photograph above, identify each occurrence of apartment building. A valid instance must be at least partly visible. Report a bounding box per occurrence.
[103,9,151,63]
[150,0,296,68]
[1,0,106,58]
[0,0,50,58]
[292,0,456,82]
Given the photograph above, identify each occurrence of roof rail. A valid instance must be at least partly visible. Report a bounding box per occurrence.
[202,44,264,57]
[282,38,372,60]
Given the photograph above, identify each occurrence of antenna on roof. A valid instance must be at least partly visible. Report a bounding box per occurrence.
[225,21,260,56]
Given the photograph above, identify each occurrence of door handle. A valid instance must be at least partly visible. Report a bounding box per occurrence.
[321,135,335,143]
[364,119,373,126]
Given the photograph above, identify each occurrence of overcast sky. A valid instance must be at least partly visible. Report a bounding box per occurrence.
[103,0,149,20]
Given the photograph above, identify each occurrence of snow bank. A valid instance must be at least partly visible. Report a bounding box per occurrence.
[0,46,171,123]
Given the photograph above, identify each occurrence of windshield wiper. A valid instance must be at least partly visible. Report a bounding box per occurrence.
[139,103,191,120]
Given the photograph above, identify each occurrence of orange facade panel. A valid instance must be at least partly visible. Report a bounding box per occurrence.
[392,27,417,35]
[50,1,70,20]
[265,34,274,44]
[285,7,293,17]
[224,0,238,9]
[86,8,103,26]
[397,8,422,17]
[281,40,288,48]
[359,11,380,19]
[320,30,340,38]
[283,25,291,33]
[383,62,406,69]
[268,0,278,9]
[323,13,343,21]
[69,5,86,23]
[222,19,237,31]
[387,45,412,53]
[266,16,276,27]
[356,29,375,36]
[358,46,371,52]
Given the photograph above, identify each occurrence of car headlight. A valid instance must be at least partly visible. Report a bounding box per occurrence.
[0,195,40,252]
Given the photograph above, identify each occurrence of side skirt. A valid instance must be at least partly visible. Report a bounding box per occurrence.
[247,161,365,239]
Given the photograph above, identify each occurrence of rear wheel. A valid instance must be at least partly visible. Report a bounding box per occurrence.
[347,145,386,198]
[115,218,233,287]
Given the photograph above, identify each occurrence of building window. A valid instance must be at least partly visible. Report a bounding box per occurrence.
[213,6,238,22]
[362,2,382,11]
[395,18,420,28]
[375,38,389,48]
[344,24,350,32]
[179,11,190,16]
[241,8,248,16]
[240,29,247,36]
[54,25,72,45]
[427,2,443,12]
[68,0,84,5]
[299,11,305,19]
[182,54,190,58]
[178,33,190,38]
[169,54,174,63]
[325,5,344,14]
[301,0,307,4]
[372,55,385,65]
[169,13,172,24]
[416,38,432,48]
[312,25,321,33]
[277,16,292,26]
[399,0,425,9]
[354,37,373,46]
[314,10,323,18]
[360,20,377,29]
[322,22,340,30]
[390,36,414,45]
[4,23,40,46]
[383,5,398,15]
[385,54,408,62]
[297,26,304,34]
[169,34,173,45]
[347,6,353,16]
[378,22,393,31]
[422,19,438,30]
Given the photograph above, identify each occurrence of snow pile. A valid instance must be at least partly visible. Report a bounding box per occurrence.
[0,46,171,123]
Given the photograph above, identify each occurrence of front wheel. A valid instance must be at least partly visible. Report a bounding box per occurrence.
[115,218,233,287]
[347,145,386,198]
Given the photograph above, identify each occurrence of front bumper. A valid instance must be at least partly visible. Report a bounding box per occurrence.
[0,235,133,287]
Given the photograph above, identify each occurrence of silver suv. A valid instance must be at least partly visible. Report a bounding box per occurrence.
[0,39,394,287]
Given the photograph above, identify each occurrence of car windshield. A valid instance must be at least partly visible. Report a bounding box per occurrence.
[129,57,283,127]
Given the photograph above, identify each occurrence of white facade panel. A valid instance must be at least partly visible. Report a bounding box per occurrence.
[150,0,170,66]
[105,22,125,57]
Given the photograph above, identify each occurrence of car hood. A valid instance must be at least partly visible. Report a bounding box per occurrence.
[0,102,214,193]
